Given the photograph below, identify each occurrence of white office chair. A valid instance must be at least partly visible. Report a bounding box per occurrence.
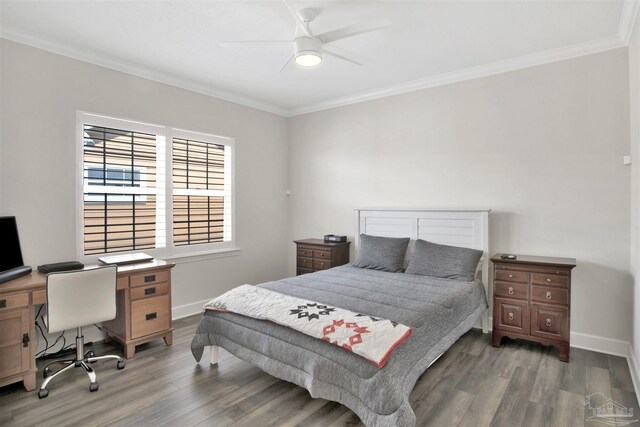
[38,265,125,399]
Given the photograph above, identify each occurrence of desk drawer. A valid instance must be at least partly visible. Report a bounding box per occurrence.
[0,293,29,312]
[130,270,169,288]
[131,294,170,339]
[130,282,169,301]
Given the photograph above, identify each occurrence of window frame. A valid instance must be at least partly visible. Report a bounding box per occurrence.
[76,112,236,263]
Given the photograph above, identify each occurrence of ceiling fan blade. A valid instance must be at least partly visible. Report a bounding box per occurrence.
[282,0,312,37]
[218,40,292,44]
[280,53,295,72]
[322,48,362,65]
[323,46,366,66]
[317,19,391,44]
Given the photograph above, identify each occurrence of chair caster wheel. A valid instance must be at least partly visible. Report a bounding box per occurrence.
[38,389,49,399]
[89,382,99,392]
[117,360,125,370]
[86,350,96,362]
[43,367,51,378]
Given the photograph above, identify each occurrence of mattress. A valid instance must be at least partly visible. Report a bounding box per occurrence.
[191,265,488,427]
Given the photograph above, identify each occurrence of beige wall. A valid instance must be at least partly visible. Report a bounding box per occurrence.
[288,48,632,342]
[0,38,634,350]
[0,39,290,309]
[630,12,640,371]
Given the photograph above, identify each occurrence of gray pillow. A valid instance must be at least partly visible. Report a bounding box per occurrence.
[353,234,410,272]
[405,239,482,282]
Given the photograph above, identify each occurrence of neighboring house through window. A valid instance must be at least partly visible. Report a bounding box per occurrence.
[78,112,235,260]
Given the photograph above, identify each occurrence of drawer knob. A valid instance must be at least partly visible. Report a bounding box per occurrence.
[545,318,552,327]
[144,275,156,283]
[545,291,552,300]
[509,274,514,278]
[508,287,514,295]
[0,299,5,309]
[508,312,514,320]
[546,278,552,282]
[145,312,157,321]
[145,287,156,295]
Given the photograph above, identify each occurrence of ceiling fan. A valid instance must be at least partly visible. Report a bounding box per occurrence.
[219,0,392,70]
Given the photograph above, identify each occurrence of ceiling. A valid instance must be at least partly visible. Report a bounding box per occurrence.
[0,1,636,116]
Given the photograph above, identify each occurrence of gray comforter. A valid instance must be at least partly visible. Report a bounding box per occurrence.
[191,265,488,427]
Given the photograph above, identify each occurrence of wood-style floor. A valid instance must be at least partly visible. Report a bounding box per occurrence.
[1,314,638,426]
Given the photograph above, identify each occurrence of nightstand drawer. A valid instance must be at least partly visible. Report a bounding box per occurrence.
[531,286,568,305]
[531,304,568,341]
[495,270,528,283]
[532,273,568,287]
[297,257,313,269]
[495,298,528,334]
[131,295,170,339]
[297,268,313,276]
[313,250,332,259]
[494,282,527,300]
[297,247,313,258]
[313,259,332,270]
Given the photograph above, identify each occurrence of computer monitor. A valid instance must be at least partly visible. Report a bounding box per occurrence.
[0,216,25,273]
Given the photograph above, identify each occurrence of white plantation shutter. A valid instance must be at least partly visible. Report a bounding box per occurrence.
[82,123,166,255]
[172,134,233,246]
[79,113,234,259]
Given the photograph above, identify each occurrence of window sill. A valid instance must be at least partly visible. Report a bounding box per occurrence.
[164,247,241,264]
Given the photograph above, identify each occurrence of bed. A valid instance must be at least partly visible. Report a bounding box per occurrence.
[191,209,490,427]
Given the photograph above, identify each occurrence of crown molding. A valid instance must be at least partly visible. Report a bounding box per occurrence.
[0,23,631,119]
[0,27,289,117]
[289,35,626,116]
[619,0,640,45]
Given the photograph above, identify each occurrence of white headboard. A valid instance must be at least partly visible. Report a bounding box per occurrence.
[354,208,490,332]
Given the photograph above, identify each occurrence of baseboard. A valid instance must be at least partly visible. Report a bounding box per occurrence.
[172,298,209,320]
[570,331,630,358]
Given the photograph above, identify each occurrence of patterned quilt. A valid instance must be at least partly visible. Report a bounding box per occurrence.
[204,284,412,368]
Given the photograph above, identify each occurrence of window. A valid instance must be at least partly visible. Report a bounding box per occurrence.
[78,113,234,259]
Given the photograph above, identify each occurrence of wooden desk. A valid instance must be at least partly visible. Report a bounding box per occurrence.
[0,260,175,391]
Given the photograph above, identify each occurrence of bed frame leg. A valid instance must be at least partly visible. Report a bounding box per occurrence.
[209,346,219,365]
[481,311,489,334]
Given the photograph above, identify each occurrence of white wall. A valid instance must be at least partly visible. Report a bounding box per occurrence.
[0,39,290,314]
[288,48,632,344]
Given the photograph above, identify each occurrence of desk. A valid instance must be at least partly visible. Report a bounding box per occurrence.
[0,260,175,391]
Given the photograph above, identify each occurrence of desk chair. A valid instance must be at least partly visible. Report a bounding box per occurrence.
[38,266,125,399]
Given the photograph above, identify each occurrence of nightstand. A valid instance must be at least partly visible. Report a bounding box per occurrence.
[294,239,350,275]
[491,254,576,362]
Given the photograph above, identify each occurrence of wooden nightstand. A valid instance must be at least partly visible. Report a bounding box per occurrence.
[491,254,576,362]
[294,239,350,275]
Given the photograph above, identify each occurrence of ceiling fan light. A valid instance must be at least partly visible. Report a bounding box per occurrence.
[295,51,322,67]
